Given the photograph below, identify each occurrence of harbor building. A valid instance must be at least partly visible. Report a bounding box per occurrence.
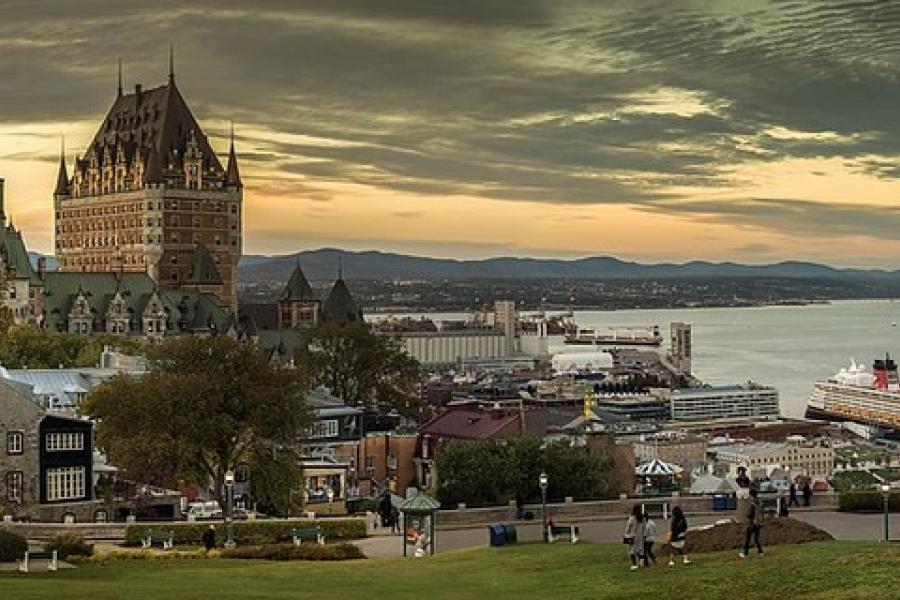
[657,383,780,421]
[710,437,834,480]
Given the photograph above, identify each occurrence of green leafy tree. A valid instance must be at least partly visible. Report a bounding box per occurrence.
[0,327,146,369]
[297,322,421,416]
[435,440,510,507]
[82,335,311,507]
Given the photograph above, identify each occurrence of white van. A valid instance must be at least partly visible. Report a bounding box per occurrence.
[186,501,223,520]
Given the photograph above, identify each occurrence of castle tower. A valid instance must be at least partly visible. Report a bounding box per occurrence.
[53,56,242,311]
[277,260,320,329]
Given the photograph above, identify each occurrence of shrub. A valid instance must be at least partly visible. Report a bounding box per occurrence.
[69,549,214,565]
[124,518,367,547]
[838,491,900,512]
[0,529,27,561]
[46,532,94,559]
[221,542,364,561]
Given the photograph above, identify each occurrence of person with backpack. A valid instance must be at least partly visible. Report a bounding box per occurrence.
[740,488,764,558]
[623,504,646,570]
[643,513,658,565]
[668,505,690,566]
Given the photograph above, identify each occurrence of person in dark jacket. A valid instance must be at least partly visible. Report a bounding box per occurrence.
[788,482,799,507]
[668,505,690,566]
[740,488,764,558]
[379,491,393,530]
[202,524,217,552]
[802,481,812,507]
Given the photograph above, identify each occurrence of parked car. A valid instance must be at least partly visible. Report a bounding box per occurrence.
[186,501,223,520]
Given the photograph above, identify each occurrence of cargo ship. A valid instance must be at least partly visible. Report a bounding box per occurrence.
[564,325,663,347]
[805,355,900,430]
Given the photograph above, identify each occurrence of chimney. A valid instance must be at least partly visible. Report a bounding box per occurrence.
[37,256,46,280]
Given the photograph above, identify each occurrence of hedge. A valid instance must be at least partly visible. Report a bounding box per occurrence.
[124,518,367,547]
[0,529,27,562]
[838,491,900,512]
[221,542,364,561]
[46,532,94,559]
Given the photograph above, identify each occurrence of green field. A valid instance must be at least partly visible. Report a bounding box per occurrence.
[3,541,899,599]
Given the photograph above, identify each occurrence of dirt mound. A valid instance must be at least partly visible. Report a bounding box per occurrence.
[671,518,833,554]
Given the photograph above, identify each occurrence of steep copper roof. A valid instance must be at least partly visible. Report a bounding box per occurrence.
[281,263,315,301]
[322,277,362,325]
[54,154,68,196]
[78,80,223,177]
[225,139,241,188]
[185,244,223,284]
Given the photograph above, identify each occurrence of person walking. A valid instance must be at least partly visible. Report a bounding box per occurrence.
[802,481,813,507]
[643,513,658,565]
[202,524,217,552]
[740,488,764,558]
[624,504,646,570]
[788,482,799,507]
[668,506,690,566]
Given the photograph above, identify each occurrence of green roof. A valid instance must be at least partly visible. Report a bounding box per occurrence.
[400,492,440,514]
[0,224,40,284]
[281,264,315,302]
[185,244,222,284]
[322,278,362,325]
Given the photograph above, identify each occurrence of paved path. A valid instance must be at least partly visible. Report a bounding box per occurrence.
[358,510,900,558]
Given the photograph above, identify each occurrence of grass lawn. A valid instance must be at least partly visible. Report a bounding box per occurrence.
[2,541,899,600]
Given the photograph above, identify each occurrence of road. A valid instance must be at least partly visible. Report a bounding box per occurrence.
[357,510,900,558]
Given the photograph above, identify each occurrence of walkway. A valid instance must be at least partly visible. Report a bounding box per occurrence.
[358,510,900,558]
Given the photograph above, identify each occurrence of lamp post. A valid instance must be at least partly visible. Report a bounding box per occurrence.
[539,471,549,543]
[224,470,235,549]
[882,483,891,543]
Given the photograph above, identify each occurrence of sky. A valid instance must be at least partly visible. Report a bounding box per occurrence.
[2,0,900,267]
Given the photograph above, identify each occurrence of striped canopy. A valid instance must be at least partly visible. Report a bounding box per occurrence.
[635,458,684,477]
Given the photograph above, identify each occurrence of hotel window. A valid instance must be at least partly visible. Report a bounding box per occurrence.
[46,467,85,502]
[7,431,23,454]
[45,432,85,452]
[365,455,375,473]
[6,471,23,502]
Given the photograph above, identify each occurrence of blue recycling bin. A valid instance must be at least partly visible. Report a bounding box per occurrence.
[488,523,507,546]
[712,494,727,511]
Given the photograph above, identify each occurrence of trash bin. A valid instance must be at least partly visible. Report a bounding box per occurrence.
[488,523,507,547]
[712,494,727,511]
[502,523,518,544]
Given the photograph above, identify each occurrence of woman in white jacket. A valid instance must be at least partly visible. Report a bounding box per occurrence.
[623,504,646,570]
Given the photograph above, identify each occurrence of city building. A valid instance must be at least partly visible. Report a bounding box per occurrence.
[52,60,242,311]
[710,437,834,480]
[658,383,780,422]
[1,379,100,522]
[632,432,708,474]
[667,322,692,375]
[334,433,418,497]
[0,178,41,325]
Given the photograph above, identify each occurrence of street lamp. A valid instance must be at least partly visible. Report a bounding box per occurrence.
[539,472,549,543]
[224,470,236,549]
[882,483,891,543]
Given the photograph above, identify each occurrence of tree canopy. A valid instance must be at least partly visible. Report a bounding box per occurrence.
[0,326,146,368]
[435,435,615,507]
[297,322,422,417]
[82,335,311,511]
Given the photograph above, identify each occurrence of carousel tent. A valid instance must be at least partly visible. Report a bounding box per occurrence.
[635,458,684,477]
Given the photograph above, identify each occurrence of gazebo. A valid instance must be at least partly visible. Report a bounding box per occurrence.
[635,458,684,494]
[399,492,440,557]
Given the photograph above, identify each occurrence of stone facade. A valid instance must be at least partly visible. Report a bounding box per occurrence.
[0,380,43,517]
[53,70,242,311]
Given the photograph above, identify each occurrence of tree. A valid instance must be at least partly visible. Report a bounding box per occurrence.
[82,335,311,508]
[297,322,421,416]
[0,326,146,369]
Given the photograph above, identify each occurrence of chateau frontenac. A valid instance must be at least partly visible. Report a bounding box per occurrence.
[52,63,242,311]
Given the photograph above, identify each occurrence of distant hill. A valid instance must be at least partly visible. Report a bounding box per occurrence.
[237,248,900,284]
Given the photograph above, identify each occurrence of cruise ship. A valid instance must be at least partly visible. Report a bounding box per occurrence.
[805,355,900,430]
[564,325,663,347]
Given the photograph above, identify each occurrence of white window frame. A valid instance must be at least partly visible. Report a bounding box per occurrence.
[45,432,85,452]
[6,431,23,455]
[307,419,339,439]
[46,466,86,502]
[6,471,23,502]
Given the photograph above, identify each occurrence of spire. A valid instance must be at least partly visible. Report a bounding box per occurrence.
[54,137,69,197]
[337,255,343,280]
[168,44,175,84]
[225,122,242,188]
[280,259,315,301]
[117,58,123,97]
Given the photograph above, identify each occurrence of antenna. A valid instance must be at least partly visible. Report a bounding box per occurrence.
[168,44,175,83]
[338,255,343,279]
[117,58,123,97]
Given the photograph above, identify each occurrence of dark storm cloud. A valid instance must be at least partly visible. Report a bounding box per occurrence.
[3,0,900,239]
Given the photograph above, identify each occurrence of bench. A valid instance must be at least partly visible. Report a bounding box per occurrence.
[141,529,174,550]
[291,526,325,546]
[18,550,58,573]
[641,502,669,520]
[548,524,580,544]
